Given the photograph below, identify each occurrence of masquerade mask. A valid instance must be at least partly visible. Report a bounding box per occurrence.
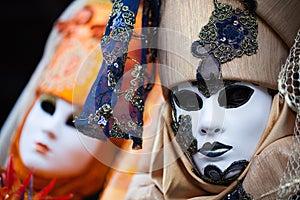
[19,94,101,178]
[168,0,266,185]
[171,81,272,185]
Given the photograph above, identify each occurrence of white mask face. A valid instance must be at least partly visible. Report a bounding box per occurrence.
[171,81,272,182]
[19,94,101,178]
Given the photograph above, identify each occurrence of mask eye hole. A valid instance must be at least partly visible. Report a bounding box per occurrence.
[66,114,75,128]
[218,85,254,108]
[173,90,203,111]
[66,110,81,128]
[40,94,56,115]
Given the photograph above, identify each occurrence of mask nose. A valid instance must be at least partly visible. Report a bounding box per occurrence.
[41,113,63,140]
[44,130,57,139]
[197,97,224,136]
[200,127,222,135]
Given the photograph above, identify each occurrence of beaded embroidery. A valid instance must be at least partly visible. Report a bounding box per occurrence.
[174,114,198,155]
[192,0,258,63]
[74,0,144,149]
[75,0,160,149]
[192,0,258,96]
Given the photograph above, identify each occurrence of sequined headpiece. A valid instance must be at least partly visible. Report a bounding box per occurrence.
[158,0,298,92]
[191,0,258,96]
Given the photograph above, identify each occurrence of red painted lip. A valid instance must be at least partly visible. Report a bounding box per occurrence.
[35,142,50,154]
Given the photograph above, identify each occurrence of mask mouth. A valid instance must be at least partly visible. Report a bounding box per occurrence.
[35,142,51,154]
[198,141,232,157]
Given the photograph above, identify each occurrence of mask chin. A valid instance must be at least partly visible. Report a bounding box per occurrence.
[169,110,249,186]
[196,160,249,186]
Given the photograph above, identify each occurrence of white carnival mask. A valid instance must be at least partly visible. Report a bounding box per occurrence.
[171,81,272,184]
[19,94,100,178]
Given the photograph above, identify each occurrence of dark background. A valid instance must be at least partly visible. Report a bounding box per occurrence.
[0,0,73,128]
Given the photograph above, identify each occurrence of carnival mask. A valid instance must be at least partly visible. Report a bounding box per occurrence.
[19,94,100,178]
[171,81,272,184]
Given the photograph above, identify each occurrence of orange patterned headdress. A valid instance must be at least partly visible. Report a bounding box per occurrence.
[37,3,111,107]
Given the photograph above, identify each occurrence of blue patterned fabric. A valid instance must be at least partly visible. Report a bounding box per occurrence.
[75,0,143,148]
[75,0,160,149]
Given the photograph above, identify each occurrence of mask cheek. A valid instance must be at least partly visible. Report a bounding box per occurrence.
[175,114,198,155]
[176,108,201,137]
[22,103,46,134]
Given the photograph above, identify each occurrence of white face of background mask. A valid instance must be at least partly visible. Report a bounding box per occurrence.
[172,82,272,175]
[19,94,101,178]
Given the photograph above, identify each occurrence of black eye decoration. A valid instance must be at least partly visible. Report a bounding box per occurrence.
[40,94,56,115]
[218,85,254,108]
[173,90,203,111]
[66,114,75,128]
